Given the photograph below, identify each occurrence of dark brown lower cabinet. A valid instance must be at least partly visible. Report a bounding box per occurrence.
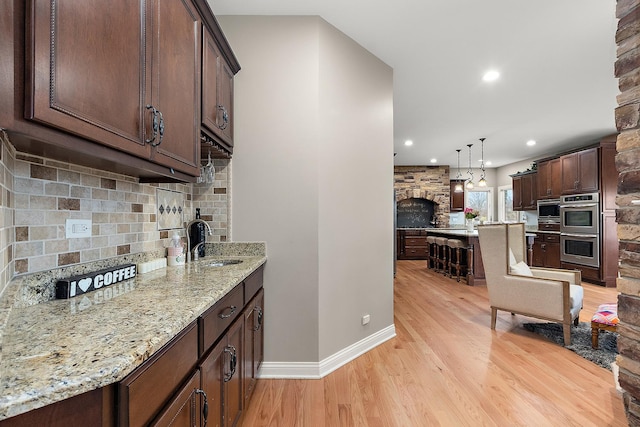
[532,232,560,269]
[243,289,265,405]
[150,371,202,427]
[200,318,244,427]
[119,323,199,427]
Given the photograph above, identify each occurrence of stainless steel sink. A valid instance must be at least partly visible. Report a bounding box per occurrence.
[204,259,243,267]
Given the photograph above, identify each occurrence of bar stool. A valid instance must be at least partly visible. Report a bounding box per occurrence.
[447,239,467,282]
[435,237,449,274]
[426,236,438,269]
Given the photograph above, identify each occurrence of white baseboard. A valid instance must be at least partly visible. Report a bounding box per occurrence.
[258,324,396,379]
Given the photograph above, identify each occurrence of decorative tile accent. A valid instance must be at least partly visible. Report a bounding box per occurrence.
[157,188,184,230]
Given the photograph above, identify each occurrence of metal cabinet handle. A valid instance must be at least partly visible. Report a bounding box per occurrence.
[254,306,263,331]
[195,388,209,425]
[223,345,237,382]
[145,104,158,145]
[217,105,229,130]
[144,105,164,147]
[156,109,164,147]
[218,305,237,319]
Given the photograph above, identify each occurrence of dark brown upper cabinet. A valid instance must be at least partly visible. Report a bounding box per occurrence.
[449,180,465,212]
[202,27,235,154]
[25,0,201,177]
[560,147,599,194]
[511,171,537,211]
[536,157,562,200]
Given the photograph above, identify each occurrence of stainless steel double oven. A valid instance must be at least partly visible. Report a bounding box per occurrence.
[559,193,600,268]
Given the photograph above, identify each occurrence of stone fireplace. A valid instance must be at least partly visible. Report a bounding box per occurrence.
[394,166,450,227]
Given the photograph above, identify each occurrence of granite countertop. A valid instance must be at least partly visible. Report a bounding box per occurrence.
[420,228,539,238]
[0,244,266,421]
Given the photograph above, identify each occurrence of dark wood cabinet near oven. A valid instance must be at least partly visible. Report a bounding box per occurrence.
[536,158,562,200]
[560,147,599,195]
[532,232,561,269]
[511,171,537,211]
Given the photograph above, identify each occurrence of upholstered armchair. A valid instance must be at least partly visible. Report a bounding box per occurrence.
[477,223,583,345]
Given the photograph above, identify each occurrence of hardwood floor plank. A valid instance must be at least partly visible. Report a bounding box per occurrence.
[242,260,627,426]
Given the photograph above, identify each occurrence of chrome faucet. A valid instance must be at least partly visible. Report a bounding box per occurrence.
[184,219,212,263]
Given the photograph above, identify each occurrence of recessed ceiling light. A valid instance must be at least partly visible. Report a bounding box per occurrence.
[526,139,536,146]
[404,140,413,146]
[430,158,437,163]
[482,70,500,82]
[485,161,492,166]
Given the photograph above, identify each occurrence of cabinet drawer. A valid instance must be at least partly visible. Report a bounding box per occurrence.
[405,247,429,257]
[199,284,244,354]
[244,265,264,302]
[538,223,560,232]
[119,322,198,427]
[405,237,427,246]
[544,234,560,243]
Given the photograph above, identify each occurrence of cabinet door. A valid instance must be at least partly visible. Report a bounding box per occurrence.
[536,159,561,199]
[202,28,234,151]
[561,153,578,194]
[512,175,523,210]
[149,0,201,175]
[27,0,149,159]
[545,241,561,269]
[242,288,265,407]
[522,173,537,210]
[201,340,224,427]
[577,147,599,193]
[225,320,244,427]
[150,371,201,427]
[450,180,465,211]
[201,319,244,427]
[532,241,545,267]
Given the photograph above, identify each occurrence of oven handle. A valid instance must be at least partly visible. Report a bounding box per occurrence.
[559,203,598,209]
[560,233,598,238]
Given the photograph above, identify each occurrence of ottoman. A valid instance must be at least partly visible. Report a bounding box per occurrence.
[591,303,618,349]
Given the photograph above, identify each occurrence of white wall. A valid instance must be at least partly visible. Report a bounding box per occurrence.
[220,16,394,372]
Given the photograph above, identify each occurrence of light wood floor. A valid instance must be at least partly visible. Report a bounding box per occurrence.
[243,260,627,426]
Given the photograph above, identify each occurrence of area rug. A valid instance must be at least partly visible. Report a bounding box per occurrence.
[523,322,618,370]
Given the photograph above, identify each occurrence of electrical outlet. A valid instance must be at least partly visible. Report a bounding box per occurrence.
[66,219,92,238]
[362,314,370,325]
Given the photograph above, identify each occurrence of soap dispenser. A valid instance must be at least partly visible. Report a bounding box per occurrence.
[167,233,185,266]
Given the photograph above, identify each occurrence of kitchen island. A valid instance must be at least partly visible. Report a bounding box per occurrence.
[399,227,535,286]
[0,243,266,425]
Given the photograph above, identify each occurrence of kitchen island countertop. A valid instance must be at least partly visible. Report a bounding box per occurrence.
[0,247,266,421]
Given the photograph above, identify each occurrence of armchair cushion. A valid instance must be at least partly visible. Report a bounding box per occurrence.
[510,261,533,276]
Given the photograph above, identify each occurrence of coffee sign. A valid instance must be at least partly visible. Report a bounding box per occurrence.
[56,264,137,299]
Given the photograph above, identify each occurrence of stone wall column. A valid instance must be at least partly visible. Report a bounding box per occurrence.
[615,1,640,425]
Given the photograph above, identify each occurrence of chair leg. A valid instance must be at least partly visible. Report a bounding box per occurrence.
[490,308,497,329]
[591,325,599,349]
[563,323,571,346]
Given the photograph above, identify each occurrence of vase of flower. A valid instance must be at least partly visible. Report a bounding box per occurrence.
[466,218,474,232]
[464,208,479,232]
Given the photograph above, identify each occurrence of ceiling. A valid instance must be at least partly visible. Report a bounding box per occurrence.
[209,0,619,169]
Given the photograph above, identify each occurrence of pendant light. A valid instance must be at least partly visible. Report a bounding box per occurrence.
[478,137,487,187]
[454,149,463,192]
[466,143,474,189]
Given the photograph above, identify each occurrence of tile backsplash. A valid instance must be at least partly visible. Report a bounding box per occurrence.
[0,132,230,296]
